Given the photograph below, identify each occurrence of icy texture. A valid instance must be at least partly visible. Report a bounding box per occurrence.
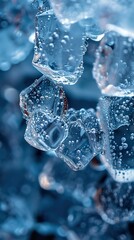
[49,0,134,37]
[79,18,105,42]
[95,178,134,224]
[48,0,97,25]
[25,109,68,151]
[98,96,134,182]
[0,0,35,71]
[33,9,86,84]
[20,75,68,120]
[32,0,50,11]
[96,0,134,37]
[93,31,134,96]
[56,108,103,171]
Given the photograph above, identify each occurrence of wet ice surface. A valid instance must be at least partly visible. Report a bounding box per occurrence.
[25,109,68,151]
[56,108,103,171]
[20,75,67,120]
[33,9,86,84]
[0,48,134,239]
[93,31,134,96]
[49,0,134,36]
[98,96,134,182]
[1,0,134,239]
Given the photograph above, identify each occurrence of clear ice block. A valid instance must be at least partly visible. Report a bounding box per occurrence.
[25,109,68,151]
[20,75,68,120]
[95,178,134,224]
[98,96,134,182]
[32,9,86,84]
[56,109,103,171]
[93,31,134,96]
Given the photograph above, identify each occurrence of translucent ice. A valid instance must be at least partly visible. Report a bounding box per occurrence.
[32,0,50,11]
[25,109,68,151]
[79,18,105,42]
[96,0,134,37]
[95,178,134,224]
[49,0,134,37]
[98,96,134,182]
[48,0,97,25]
[93,31,134,96]
[33,9,86,84]
[56,108,103,171]
[20,75,68,120]
[49,0,105,41]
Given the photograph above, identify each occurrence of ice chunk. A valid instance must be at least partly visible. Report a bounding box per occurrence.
[33,9,86,84]
[48,0,97,25]
[98,96,134,182]
[56,109,103,171]
[20,75,68,120]
[93,31,134,96]
[25,109,68,151]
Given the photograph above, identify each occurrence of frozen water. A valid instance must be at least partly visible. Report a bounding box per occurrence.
[33,9,86,84]
[48,0,97,25]
[49,0,105,41]
[96,0,134,37]
[56,109,103,171]
[98,96,134,182]
[20,75,68,120]
[49,0,134,37]
[79,18,105,42]
[93,31,134,96]
[32,0,50,11]
[25,109,68,151]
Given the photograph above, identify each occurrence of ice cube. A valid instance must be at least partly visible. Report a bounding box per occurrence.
[20,75,68,120]
[32,9,86,84]
[98,96,134,182]
[25,109,68,151]
[56,109,103,171]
